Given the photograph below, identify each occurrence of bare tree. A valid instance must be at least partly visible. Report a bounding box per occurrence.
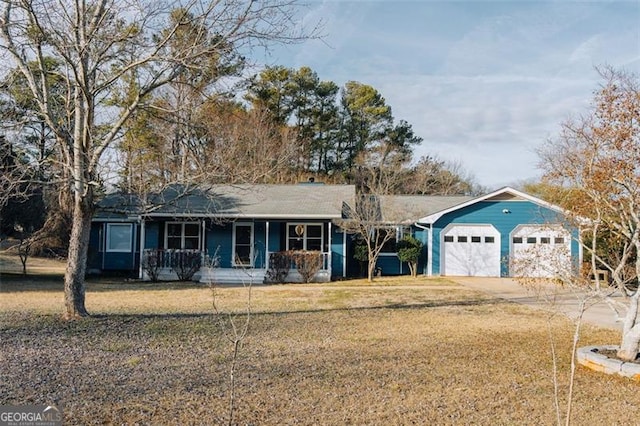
[0,0,316,318]
[538,67,640,362]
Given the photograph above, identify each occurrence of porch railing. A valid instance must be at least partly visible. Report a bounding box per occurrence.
[265,251,331,270]
[143,249,205,269]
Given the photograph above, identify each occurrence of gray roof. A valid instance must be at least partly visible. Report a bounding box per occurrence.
[96,184,356,220]
[379,195,473,224]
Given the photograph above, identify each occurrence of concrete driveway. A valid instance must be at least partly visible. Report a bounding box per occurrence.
[450,277,624,331]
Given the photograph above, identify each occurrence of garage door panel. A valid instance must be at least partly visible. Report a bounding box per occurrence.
[442,225,500,277]
[511,225,571,278]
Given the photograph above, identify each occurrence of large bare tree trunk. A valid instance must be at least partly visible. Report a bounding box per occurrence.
[63,192,93,319]
[617,291,640,361]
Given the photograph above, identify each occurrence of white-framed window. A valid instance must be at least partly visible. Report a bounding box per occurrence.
[106,223,133,252]
[233,222,254,266]
[165,222,200,250]
[287,223,323,251]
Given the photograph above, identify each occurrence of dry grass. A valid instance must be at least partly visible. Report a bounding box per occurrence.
[1,254,639,424]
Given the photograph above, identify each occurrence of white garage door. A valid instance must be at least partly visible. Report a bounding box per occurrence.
[511,225,571,278]
[442,225,501,277]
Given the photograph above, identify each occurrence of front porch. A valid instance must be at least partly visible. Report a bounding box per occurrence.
[141,249,332,284]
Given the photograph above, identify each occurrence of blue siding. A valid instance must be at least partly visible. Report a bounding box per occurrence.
[144,222,159,249]
[254,221,267,268]
[431,200,579,276]
[413,227,429,275]
[331,227,345,278]
[87,221,138,273]
[268,222,282,253]
[377,255,403,275]
[207,223,233,267]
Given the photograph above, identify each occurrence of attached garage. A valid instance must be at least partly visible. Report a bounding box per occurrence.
[417,187,581,278]
[441,224,501,277]
[510,225,572,278]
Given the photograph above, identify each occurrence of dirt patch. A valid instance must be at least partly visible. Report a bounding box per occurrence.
[598,349,640,365]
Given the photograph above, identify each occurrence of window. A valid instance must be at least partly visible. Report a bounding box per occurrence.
[471,236,481,243]
[485,236,495,243]
[513,237,523,244]
[458,236,468,243]
[554,237,565,244]
[233,223,253,266]
[527,237,537,244]
[287,224,323,251]
[378,229,398,253]
[540,237,551,244]
[106,223,132,252]
[444,235,454,243]
[165,222,200,250]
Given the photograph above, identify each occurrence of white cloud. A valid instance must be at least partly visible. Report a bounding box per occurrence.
[256,0,640,187]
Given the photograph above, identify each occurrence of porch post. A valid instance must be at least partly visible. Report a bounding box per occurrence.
[201,219,206,265]
[327,221,332,277]
[265,221,270,270]
[139,218,145,279]
[342,227,347,278]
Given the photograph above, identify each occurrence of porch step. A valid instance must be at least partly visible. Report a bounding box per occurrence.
[199,268,267,285]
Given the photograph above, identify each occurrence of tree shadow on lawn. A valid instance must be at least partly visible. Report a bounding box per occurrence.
[83,297,503,320]
[0,273,208,292]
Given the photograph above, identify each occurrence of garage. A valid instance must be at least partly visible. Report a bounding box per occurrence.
[510,225,571,278]
[441,224,501,277]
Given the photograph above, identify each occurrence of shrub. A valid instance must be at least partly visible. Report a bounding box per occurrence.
[397,235,423,277]
[265,251,291,283]
[170,250,202,281]
[290,250,323,283]
[141,250,161,282]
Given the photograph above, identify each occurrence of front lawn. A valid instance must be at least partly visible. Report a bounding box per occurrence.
[0,257,638,424]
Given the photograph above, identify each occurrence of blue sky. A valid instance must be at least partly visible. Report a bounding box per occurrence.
[261,0,640,189]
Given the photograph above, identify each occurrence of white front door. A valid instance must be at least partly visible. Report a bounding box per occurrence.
[442,224,501,277]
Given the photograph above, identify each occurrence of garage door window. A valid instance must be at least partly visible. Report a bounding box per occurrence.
[444,235,454,242]
[513,237,523,244]
[471,236,481,243]
[458,236,467,242]
[527,237,537,244]
[485,236,495,243]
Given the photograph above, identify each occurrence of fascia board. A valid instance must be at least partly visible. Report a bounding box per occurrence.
[416,186,576,224]
[142,213,341,220]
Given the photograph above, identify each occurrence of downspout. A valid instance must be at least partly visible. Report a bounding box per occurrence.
[414,223,432,276]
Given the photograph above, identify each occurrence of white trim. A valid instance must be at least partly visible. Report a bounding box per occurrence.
[285,223,324,251]
[164,221,201,250]
[143,213,342,219]
[342,227,347,278]
[232,222,254,267]
[417,186,573,225]
[265,221,270,271]
[413,223,431,276]
[201,220,206,252]
[139,220,145,279]
[106,223,133,253]
[328,221,332,277]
